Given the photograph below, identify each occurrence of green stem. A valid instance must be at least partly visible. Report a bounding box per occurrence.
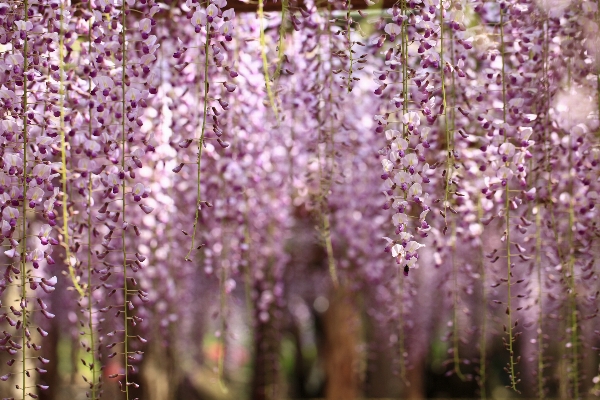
[121,3,130,397]
[440,2,451,223]
[242,192,253,315]
[440,5,464,380]
[500,9,518,392]
[21,1,30,398]
[218,266,228,391]
[567,130,578,400]
[398,271,407,384]
[87,177,98,398]
[258,0,278,119]
[315,7,338,288]
[273,0,288,81]
[477,199,487,400]
[535,210,544,399]
[217,183,228,392]
[186,24,211,261]
[451,222,465,380]
[323,214,338,287]
[399,0,408,384]
[60,0,84,298]
[401,0,408,139]
[346,5,353,93]
[87,1,98,396]
[593,3,600,392]
[537,18,550,399]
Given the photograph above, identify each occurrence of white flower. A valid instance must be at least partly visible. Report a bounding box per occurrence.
[5,53,24,67]
[3,206,19,220]
[392,137,409,152]
[206,4,219,18]
[29,187,44,203]
[192,10,207,27]
[392,212,408,226]
[125,88,141,103]
[394,171,411,186]
[405,241,425,253]
[140,54,156,67]
[2,221,10,236]
[381,159,394,173]
[148,71,161,88]
[222,9,235,20]
[383,178,394,190]
[30,248,44,262]
[14,20,33,31]
[4,248,17,258]
[524,187,536,200]
[392,198,407,208]
[398,232,413,241]
[33,163,52,180]
[46,276,58,286]
[144,35,159,48]
[406,258,418,268]
[4,154,22,167]
[132,183,145,196]
[497,166,513,180]
[509,97,524,108]
[131,148,145,158]
[469,223,483,236]
[78,158,97,171]
[499,142,516,157]
[107,173,120,186]
[513,151,526,166]
[0,89,15,102]
[408,183,422,197]
[385,129,399,141]
[139,18,152,33]
[39,224,52,240]
[224,279,236,294]
[374,115,387,124]
[221,21,233,36]
[384,23,402,36]
[402,111,420,129]
[403,153,418,168]
[391,244,405,258]
[520,127,533,141]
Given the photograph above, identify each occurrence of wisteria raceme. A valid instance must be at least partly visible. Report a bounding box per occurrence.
[0,0,598,399]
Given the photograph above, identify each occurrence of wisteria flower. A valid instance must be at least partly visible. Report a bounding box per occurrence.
[384,23,402,41]
[402,111,420,131]
[192,10,207,30]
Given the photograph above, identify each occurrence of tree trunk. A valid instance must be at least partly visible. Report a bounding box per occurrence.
[321,289,361,400]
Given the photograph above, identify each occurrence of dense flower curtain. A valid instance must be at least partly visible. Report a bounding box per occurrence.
[0,0,598,399]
